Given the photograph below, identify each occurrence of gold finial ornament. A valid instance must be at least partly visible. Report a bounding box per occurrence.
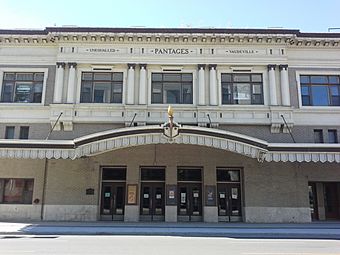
[167,105,174,117]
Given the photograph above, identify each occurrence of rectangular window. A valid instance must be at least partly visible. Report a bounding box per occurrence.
[151,73,193,104]
[300,75,340,106]
[216,169,240,182]
[19,126,29,139]
[1,72,44,103]
[328,130,338,143]
[80,72,123,103]
[314,129,324,143]
[0,179,34,204]
[221,73,263,105]
[5,126,15,139]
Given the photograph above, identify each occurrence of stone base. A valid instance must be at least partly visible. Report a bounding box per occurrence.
[124,205,139,222]
[43,205,97,221]
[203,206,218,223]
[244,207,311,223]
[165,206,177,222]
[0,204,42,221]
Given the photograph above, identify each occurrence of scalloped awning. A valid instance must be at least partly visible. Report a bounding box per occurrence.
[0,125,339,163]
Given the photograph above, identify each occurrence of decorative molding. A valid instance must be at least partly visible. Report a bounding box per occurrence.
[279,64,288,71]
[68,62,77,68]
[267,64,276,71]
[198,64,206,70]
[56,62,65,68]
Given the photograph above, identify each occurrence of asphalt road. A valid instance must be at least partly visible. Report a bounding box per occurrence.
[1,235,340,255]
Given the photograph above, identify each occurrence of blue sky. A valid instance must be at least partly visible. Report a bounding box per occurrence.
[0,0,339,32]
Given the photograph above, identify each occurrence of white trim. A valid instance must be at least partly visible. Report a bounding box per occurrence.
[295,70,340,109]
[0,67,48,106]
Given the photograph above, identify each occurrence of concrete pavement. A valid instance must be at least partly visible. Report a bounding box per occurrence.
[1,221,340,239]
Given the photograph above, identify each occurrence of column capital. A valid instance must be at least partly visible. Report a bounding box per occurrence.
[140,64,147,69]
[128,63,136,69]
[68,62,77,68]
[56,62,66,68]
[198,64,206,70]
[267,64,276,71]
[208,64,217,70]
[279,64,288,71]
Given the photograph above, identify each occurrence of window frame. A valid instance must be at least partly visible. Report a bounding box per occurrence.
[5,126,15,139]
[76,68,126,104]
[296,71,340,108]
[19,126,29,139]
[147,67,197,106]
[328,129,338,143]
[221,73,264,105]
[0,178,34,204]
[0,68,48,105]
[217,68,268,107]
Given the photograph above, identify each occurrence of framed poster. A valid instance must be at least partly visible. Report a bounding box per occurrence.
[127,184,138,205]
[205,185,216,206]
[166,185,177,205]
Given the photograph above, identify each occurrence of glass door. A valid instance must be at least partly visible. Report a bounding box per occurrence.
[308,182,319,220]
[140,183,165,221]
[101,182,125,221]
[178,183,202,221]
[217,183,242,222]
[324,183,340,220]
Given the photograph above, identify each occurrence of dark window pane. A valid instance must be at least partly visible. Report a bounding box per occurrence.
[221,74,232,82]
[163,73,181,82]
[301,85,310,96]
[102,168,126,180]
[33,83,42,103]
[2,82,14,102]
[251,74,262,82]
[329,76,339,84]
[15,83,32,102]
[311,86,329,106]
[93,82,111,103]
[314,130,323,143]
[141,168,165,181]
[182,74,193,82]
[164,82,180,104]
[330,86,340,96]
[152,73,162,82]
[93,73,111,81]
[311,76,328,84]
[4,73,15,80]
[302,95,311,106]
[80,81,92,103]
[178,169,201,182]
[331,96,340,106]
[217,169,240,182]
[252,94,262,104]
[300,75,310,83]
[113,72,123,81]
[328,130,338,143]
[182,84,193,104]
[5,126,15,139]
[82,73,93,80]
[112,93,122,103]
[19,126,29,139]
[152,93,162,104]
[16,73,33,81]
[34,73,44,81]
[233,74,250,82]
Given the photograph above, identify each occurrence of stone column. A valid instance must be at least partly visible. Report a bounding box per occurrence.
[209,64,218,106]
[53,62,65,103]
[66,63,77,104]
[198,64,206,106]
[279,64,290,106]
[126,63,135,105]
[139,64,147,105]
[165,165,177,222]
[268,64,278,106]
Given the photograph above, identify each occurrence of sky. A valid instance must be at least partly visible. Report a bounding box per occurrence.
[0,0,339,32]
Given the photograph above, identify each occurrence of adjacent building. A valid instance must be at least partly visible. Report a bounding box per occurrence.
[0,27,339,222]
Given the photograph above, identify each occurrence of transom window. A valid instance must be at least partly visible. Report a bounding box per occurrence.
[221,73,263,105]
[300,75,340,106]
[1,72,44,103]
[151,73,193,104]
[80,72,123,103]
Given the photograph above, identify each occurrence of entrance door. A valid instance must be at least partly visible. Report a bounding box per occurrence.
[178,183,202,221]
[217,183,242,222]
[324,183,340,220]
[101,182,125,221]
[140,183,165,221]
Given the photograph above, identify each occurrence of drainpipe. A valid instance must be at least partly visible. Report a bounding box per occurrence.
[40,158,48,220]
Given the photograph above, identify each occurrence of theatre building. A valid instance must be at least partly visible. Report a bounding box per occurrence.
[0,27,340,223]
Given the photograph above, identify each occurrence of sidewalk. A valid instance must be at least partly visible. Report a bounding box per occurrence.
[1,221,340,239]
